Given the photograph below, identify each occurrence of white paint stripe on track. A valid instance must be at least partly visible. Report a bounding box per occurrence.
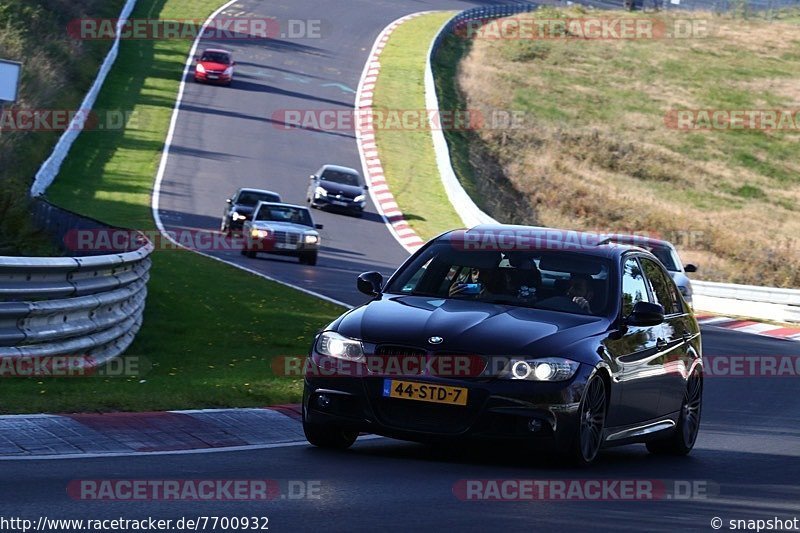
[0,436,385,461]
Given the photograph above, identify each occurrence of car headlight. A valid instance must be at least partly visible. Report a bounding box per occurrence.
[232,211,247,221]
[224,67,233,76]
[196,63,206,73]
[304,234,319,244]
[353,194,365,203]
[502,357,579,382]
[314,186,328,197]
[316,331,364,361]
[251,228,270,239]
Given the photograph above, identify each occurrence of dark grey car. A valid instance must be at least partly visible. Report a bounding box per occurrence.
[221,188,281,234]
[307,164,368,216]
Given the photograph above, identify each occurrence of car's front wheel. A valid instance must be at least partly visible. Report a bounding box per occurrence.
[220,218,230,235]
[240,248,256,258]
[567,374,607,466]
[646,372,702,456]
[300,252,318,266]
[303,421,358,450]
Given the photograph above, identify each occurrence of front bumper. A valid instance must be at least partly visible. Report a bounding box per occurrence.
[312,195,365,213]
[195,72,232,83]
[244,236,318,255]
[303,356,592,448]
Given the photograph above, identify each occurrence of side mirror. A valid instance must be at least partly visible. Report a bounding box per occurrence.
[626,301,665,327]
[315,223,323,230]
[231,60,236,65]
[309,175,316,180]
[357,271,383,296]
[363,185,369,190]
[226,198,232,204]
[684,264,697,273]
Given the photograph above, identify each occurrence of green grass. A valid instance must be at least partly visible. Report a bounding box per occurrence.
[371,12,464,240]
[2,0,345,414]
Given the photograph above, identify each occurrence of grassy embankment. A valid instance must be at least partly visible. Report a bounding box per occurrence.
[447,7,800,287]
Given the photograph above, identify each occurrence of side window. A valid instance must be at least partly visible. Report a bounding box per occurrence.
[640,258,682,315]
[621,257,650,316]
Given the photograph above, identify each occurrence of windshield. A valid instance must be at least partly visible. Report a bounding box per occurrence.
[645,245,681,272]
[255,205,313,227]
[236,191,280,206]
[386,244,613,316]
[321,169,362,187]
[200,52,231,64]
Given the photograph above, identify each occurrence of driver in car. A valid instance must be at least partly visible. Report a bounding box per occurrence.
[567,274,595,314]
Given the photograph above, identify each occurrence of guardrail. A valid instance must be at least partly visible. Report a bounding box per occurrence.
[426,3,800,323]
[29,0,138,197]
[0,200,152,364]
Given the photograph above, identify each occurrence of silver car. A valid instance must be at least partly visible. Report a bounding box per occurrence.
[600,235,697,306]
[241,202,323,265]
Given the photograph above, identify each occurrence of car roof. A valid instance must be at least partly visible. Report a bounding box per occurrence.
[201,48,232,55]
[236,188,280,196]
[319,164,361,175]
[597,233,675,249]
[436,224,657,261]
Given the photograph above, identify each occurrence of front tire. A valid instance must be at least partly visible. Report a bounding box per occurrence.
[567,374,607,466]
[303,421,358,450]
[300,252,318,266]
[646,372,702,455]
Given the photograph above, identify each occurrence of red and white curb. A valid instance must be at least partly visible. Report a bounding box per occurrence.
[355,13,435,255]
[697,315,800,341]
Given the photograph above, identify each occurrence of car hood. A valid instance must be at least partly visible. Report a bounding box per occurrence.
[250,221,315,233]
[318,181,364,197]
[199,61,230,71]
[231,204,255,214]
[335,295,609,362]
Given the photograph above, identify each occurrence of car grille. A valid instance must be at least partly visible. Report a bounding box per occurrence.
[375,345,427,357]
[372,346,489,379]
[273,231,299,245]
[371,345,427,377]
[330,193,355,201]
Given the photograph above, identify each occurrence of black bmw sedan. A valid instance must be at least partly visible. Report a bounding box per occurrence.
[302,226,703,465]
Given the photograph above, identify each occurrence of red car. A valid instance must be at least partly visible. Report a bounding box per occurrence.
[194,49,235,86]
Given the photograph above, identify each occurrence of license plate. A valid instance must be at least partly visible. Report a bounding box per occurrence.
[275,242,297,250]
[382,379,468,406]
[207,75,218,79]
[332,200,348,206]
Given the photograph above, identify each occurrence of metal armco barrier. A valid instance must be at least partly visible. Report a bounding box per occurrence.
[0,200,152,364]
